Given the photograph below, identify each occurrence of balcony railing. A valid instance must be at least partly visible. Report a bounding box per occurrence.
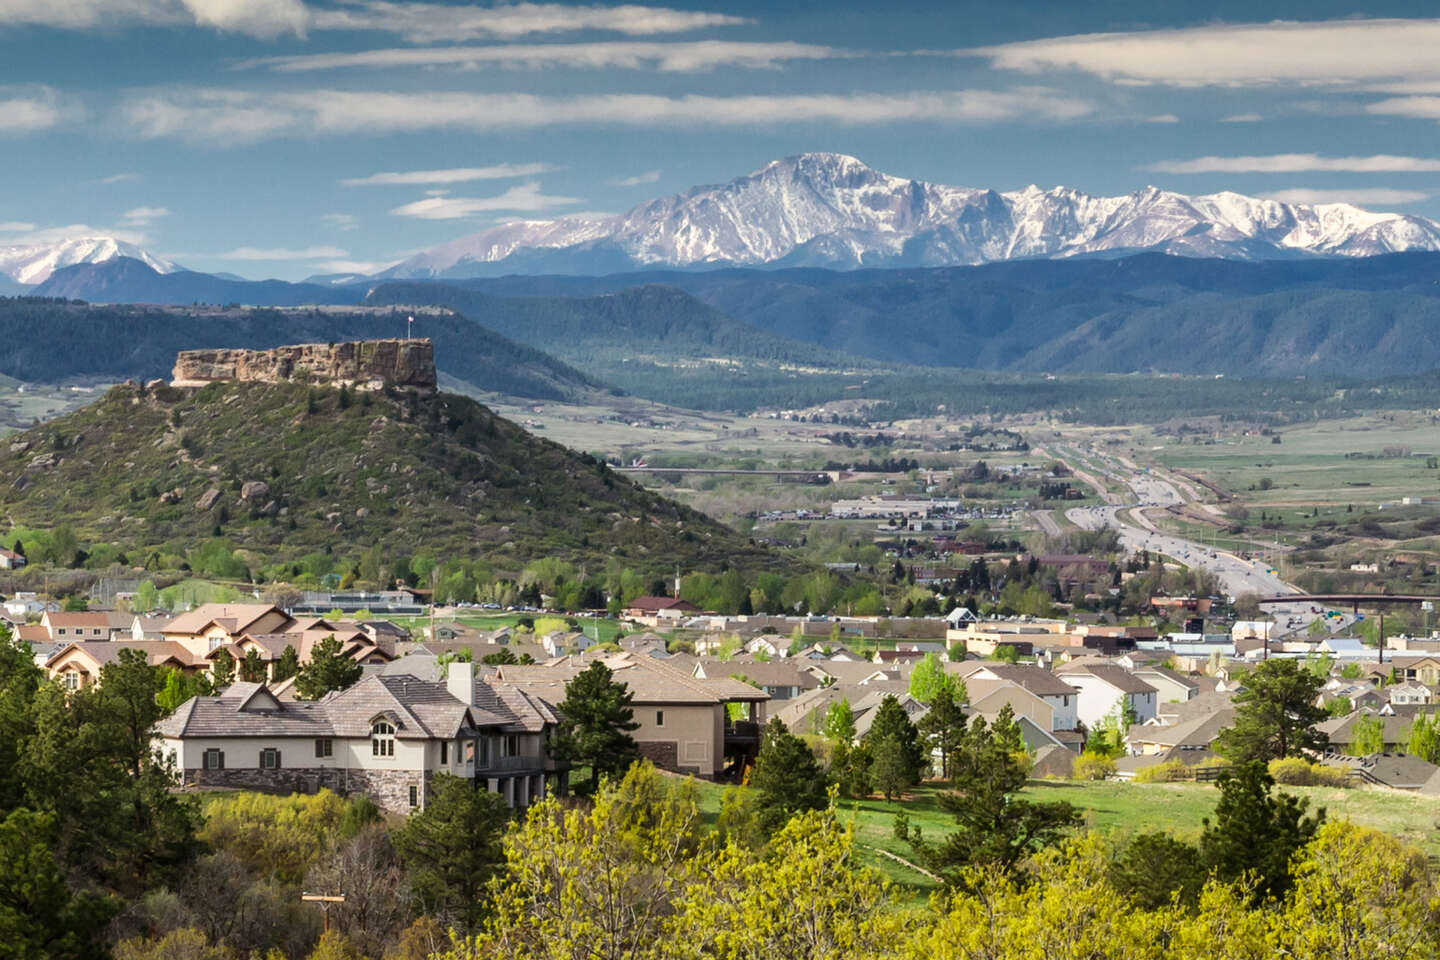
[724,721,760,741]
[479,754,546,772]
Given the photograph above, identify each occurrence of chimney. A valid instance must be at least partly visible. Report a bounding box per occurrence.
[446,660,474,705]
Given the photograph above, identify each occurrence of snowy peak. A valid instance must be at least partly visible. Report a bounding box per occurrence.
[380,153,1440,278]
[0,236,178,285]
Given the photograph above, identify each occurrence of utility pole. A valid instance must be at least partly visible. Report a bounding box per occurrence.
[301,892,345,934]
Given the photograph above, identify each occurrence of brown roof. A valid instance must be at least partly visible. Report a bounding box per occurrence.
[957,662,1079,698]
[1056,662,1159,695]
[45,612,116,628]
[49,640,205,670]
[625,596,700,614]
[497,653,768,705]
[163,603,289,637]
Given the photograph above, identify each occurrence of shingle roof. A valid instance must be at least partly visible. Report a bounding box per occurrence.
[49,640,205,669]
[1129,707,1234,749]
[163,603,288,637]
[1056,663,1158,696]
[497,653,769,705]
[958,663,1079,698]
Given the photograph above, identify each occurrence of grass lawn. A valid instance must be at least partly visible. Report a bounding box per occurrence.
[690,776,1440,907]
[388,612,627,645]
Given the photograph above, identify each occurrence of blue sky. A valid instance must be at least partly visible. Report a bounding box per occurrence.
[7,0,1440,278]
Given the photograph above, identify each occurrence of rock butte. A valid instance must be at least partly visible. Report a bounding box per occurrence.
[172,338,435,392]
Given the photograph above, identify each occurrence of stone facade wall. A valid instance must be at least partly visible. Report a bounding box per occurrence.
[182,765,427,815]
[636,740,706,778]
[172,338,435,392]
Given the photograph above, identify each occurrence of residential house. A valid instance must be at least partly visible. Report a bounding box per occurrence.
[161,603,295,659]
[1131,666,1201,705]
[1125,706,1234,760]
[1055,662,1158,727]
[694,659,817,701]
[955,662,1080,732]
[46,641,205,690]
[495,653,768,779]
[623,596,702,624]
[1389,682,1434,706]
[1317,711,1415,754]
[3,593,55,618]
[155,671,560,814]
[40,611,121,643]
[0,547,25,570]
[540,631,593,658]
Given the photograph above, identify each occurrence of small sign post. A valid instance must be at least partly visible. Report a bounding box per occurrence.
[301,892,346,934]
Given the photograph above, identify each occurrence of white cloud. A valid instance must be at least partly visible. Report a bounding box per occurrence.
[1220,113,1263,123]
[390,183,581,220]
[0,221,36,233]
[1259,188,1429,206]
[612,170,661,187]
[310,258,393,275]
[238,40,846,74]
[1367,96,1440,120]
[1143,113,1179,123]
[321,212,359,230]
[0,222,148,244]
[119,205,170,225]
[0,87,69,134]
[968,18,1440,88]
[118,87,1095,143]
[94,172,142,184]
[342,163,557,186]
[219,244,350,260]
[1148,153,1440,174]
[308,1,749,43]
[0,0,307,37]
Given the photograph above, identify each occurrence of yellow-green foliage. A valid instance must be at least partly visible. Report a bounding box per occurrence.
[1268,757,1353,788]
[115,928,235,960]
[1134,760,1194,783]
[199,790,377,884]
[1073,753,1117,781]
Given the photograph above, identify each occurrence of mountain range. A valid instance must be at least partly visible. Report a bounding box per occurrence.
[377,153,1440,277]
[8,154,1440,294]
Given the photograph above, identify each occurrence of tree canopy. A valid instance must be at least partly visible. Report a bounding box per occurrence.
[552,660,641,793]
[1215,658,1328,763]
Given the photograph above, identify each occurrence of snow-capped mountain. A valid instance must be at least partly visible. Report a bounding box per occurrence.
[0,236,177,286]
[379,153,1440,279]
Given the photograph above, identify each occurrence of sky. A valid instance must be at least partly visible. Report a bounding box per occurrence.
[7,0,1440,279]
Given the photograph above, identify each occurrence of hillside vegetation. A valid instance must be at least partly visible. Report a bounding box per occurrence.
[0,378,777,577]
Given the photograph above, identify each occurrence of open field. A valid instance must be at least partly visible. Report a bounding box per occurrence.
[691,776,1440,906]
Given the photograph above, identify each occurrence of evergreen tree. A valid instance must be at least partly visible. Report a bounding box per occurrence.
[272,644,300,683]
[552,660,641,793]
[0,808,119,960]
[210,648,235,688]
[393,772,509,932]
[910,705,1079,884]
[918,683,967,779]
[862,695,927,783]
[1215,658,1328,763]
[294,635,363,700]
[1200,761,1324,903]
[749,717,829,832]
[1109,832,1206,910]
[869,736,914,801]
[238,648,266,684]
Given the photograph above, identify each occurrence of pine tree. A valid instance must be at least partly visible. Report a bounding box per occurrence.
[918,682,967,779]
[749,717,829,831]
[393,772,509,932]
[238,648,266,684]
[272,645,300,683]
[1215,658,1328,763]
[552,660,641,793]
[210,648,235,688]
[862,695,927,783]
[1200,761,1324,903]
[294,635,363,700]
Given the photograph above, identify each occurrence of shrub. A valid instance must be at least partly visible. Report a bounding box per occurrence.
[1268,757,1353,788]
[1134,760,1193,783]
[1073,753,1117,781]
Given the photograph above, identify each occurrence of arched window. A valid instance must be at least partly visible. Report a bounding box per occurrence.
[371,719,395,757]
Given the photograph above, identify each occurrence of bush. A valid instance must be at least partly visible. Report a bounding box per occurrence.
[1268,757,1352,788]
[1134,760,1193,783]
[1073,753,1116,781]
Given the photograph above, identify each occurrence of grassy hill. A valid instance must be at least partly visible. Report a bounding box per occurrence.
[0,298,602,401]
[0,378,780,577]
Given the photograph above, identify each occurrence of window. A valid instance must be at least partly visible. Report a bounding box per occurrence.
[504,734,519,757]
[408,784,418,807]
[314,738,333,759]
[1062,696,1070,707]
[62,671,81,691]
[440,741,449,765]
[464,741,475,764]
[260,748,281,770]
[56,628,65,635]
[371,719,396,757]
[477,737,490,768]
[203,748,225,770]
[656,710,665,727]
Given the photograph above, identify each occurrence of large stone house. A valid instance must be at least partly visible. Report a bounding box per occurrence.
[155,668,560,814]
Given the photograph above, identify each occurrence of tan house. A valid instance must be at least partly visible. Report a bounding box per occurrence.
[161,603,295,658]
[40,611,121,643]
[46,641,206,690]
[495,653,768,779]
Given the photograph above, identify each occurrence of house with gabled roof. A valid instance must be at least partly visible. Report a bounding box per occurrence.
[155,669,560,814]
[161,603,294,658]
[955,662,1080,731]
[1054,662,1158,727]
[495,652,768,780]
[46,641,206,690]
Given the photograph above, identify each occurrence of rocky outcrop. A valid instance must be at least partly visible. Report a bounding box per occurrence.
[172,338,435,392]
